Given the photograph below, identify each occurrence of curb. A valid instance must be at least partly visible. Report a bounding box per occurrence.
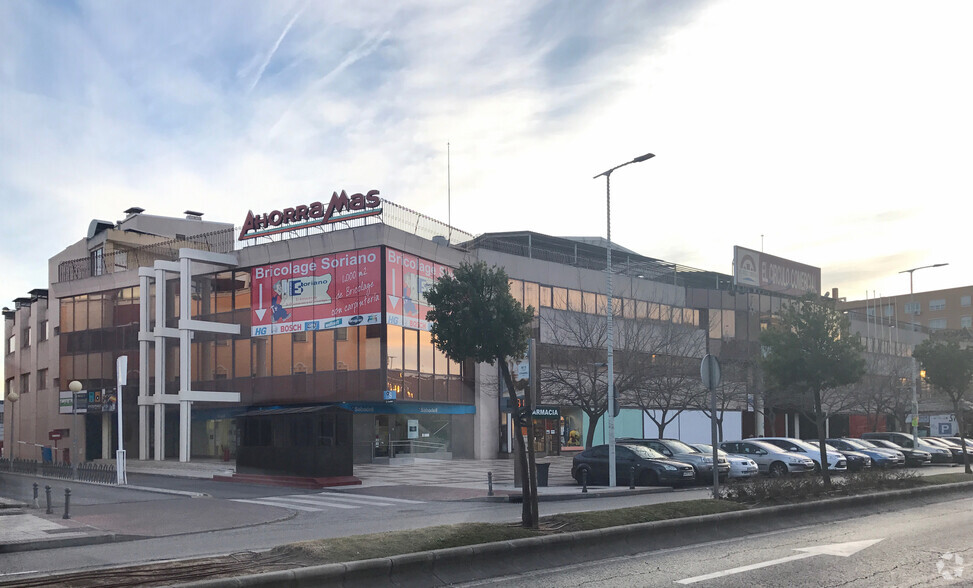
[0,532,132,554]
[177,480,973,587]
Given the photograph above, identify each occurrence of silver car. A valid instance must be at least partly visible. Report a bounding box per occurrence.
[757,437,848,472]
[720,439,816,477]
[692,443,759,478]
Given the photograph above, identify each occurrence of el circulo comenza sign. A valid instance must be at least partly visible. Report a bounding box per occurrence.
[239,189,382,240]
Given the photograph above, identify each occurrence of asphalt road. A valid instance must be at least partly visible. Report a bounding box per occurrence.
[0,464,967,582]
[454,495,973,587]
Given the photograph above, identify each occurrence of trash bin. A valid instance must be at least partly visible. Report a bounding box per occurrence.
[514,461,550,488]
[535,462,550,487]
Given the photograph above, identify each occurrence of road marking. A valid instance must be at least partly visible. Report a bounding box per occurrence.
[232,498,347,511]
[675,538,884,584]
[231,493,426,512]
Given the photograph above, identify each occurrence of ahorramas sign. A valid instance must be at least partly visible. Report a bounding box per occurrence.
[238,189,382,240]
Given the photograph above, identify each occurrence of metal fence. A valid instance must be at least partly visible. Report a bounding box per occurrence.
[0,458,117,484]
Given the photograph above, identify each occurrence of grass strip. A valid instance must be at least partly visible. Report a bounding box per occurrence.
[274,499,745,564]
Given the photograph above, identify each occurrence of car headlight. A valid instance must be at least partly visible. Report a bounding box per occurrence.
[787,457,805,464]
[663,464,677,471]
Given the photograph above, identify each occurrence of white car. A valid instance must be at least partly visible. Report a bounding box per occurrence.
[720,439,816,476]
[692,443,758,478]
[758,437,847,472]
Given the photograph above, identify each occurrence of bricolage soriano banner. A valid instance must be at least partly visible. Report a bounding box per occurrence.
[385,248,451,331]
[250,247,382,336]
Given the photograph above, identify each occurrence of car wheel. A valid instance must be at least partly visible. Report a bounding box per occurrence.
[641,469,660,487]
[573,466,590,485]
[769,461,788,477]
[813,462,822,474]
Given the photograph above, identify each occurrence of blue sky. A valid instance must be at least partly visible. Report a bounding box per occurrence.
[2,0,972,318]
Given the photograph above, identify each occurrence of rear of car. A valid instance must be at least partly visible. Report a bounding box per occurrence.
[692,443,758,479]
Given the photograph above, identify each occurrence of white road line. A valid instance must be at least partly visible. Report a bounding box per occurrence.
[320,492,426,505]
[232,498,351,511]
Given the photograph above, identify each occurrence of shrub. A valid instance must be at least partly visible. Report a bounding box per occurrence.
[719,469,923,505]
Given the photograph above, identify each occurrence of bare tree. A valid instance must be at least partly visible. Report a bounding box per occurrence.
[850,353,913,432]
[538,308,649,448]
[687,357,751,442]
[631,310,707,437]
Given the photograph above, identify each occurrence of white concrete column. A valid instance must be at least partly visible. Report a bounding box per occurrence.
[154,268,167,461]
[793,414,800,438]
[179,256,192,462]
[138,273,151,460]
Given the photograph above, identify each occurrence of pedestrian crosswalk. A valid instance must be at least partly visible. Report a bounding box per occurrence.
[231,491,425,512]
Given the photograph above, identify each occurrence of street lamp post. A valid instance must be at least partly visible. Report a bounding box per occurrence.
[594,152,655,487]
[6,390,19,470]
[899,263,948,446]
[69,380,82,479]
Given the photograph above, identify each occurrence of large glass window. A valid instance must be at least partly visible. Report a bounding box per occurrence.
[361,326,381,370]
[539,286,552,308]
[524,282,539,315]
[293,331,313,374]
[419,330,435,374]
[234,339,250,378]
[272,334,292,376]
[387,325,403,370]
[315,330,335,371]
[336,327,358,371]
[403,328,418,371]
[252,338,270,377]
[553,287,568,310]
[508,280,524,307]
[568,289,583,312]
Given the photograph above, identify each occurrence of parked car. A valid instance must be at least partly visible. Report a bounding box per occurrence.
[719,439,816,477]
[923,437,966,464]
[571,443,696,487]
[757,437,848,473]
[827,437,905,469]
[620,438,730,483]
[691,443,759,479]
[822,442,872,472]
[862,437,932,467]
[861,432,952,464]
[943,437,973,452]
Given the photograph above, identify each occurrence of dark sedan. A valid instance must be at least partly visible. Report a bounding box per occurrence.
[571,443,696,487]
[865,438,932,467]
[923,437,967,464]
[829,438,905,469]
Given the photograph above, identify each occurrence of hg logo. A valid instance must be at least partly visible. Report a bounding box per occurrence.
[937,552,964,581]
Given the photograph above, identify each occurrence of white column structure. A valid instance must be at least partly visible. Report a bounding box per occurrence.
[138,248,242,463]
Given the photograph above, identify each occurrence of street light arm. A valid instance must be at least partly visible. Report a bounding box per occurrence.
[594,153,655,178]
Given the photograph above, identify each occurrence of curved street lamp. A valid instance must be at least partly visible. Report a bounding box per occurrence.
[594,152,655,487]
[899,263,948,446]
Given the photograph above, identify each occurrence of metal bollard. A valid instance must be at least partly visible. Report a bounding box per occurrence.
[32,483,39,509]
[630,466,636,489]
[63,488,71,519]
[487,471,494,496]
[582,469,588,493]
[45,485,53,515]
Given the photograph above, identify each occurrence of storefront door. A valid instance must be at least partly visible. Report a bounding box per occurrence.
[374,415,390,458]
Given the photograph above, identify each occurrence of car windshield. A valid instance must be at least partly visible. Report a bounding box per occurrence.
[663,440,700,454]
[693,444,729,458]
[746,440,783,454]
[840,439,868,449]
[855,439,878,448]
[624,444,666,460]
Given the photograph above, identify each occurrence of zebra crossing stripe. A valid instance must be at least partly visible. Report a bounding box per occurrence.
[317,492,425,505]
[232,498,337,511]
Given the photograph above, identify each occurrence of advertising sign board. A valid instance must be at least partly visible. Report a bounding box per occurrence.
[733,246,821,296]
[385,248,451,331]
[250,247,382,336]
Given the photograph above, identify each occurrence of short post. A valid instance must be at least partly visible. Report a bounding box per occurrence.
[487,471,494,497]
[62,488,71,519]
[629,466,636,489]
[44,485,53,515]
[32,482,39,509]
[582,469,588,494]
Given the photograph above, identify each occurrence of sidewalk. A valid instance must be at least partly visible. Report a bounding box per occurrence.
[0,455,676,554]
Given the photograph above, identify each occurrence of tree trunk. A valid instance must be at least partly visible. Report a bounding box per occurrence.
[584,411,601,449]
[499,360,538,528]
[813,389,832,488]
[953,399,971,475]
